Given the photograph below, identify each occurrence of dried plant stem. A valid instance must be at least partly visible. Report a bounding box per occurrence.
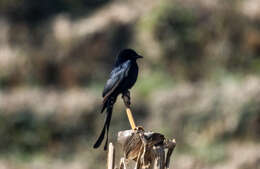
[126,108,136,129]
[108,128,176,169]
[107,143,115,169]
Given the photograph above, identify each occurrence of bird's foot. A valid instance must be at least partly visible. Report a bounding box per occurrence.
[122,91,131,107]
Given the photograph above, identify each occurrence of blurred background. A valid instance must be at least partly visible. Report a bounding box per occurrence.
[0,0,260,168]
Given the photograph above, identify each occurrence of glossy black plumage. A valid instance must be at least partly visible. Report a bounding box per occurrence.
[93,49,142,150]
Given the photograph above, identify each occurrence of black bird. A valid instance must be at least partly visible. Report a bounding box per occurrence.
[93,49,143,150]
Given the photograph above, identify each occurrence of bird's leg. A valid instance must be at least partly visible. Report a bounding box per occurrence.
[122,91,144,130]
[122,90,131,108]
[122,90,136,129]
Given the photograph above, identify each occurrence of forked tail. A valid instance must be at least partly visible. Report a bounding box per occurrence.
[93,100,113,150]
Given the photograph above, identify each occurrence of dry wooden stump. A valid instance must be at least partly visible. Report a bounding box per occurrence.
[107,127,176,169]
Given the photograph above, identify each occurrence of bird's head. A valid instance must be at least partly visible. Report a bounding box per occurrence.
[116,49,143,65]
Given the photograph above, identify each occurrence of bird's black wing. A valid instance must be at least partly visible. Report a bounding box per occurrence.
[93,60,132,150]
[102,60,131,103]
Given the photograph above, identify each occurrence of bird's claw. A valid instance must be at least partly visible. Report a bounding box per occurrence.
[122,91,131,108]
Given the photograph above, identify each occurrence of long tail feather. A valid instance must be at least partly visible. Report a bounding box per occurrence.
[104,106,112,150]
[100,100,107,113]
[93,121,106,148]
[93,102,113,150]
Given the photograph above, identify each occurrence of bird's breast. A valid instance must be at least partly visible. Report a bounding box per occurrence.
[123,62,138,90]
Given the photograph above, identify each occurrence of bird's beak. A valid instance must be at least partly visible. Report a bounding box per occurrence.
[136,55,143,59]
